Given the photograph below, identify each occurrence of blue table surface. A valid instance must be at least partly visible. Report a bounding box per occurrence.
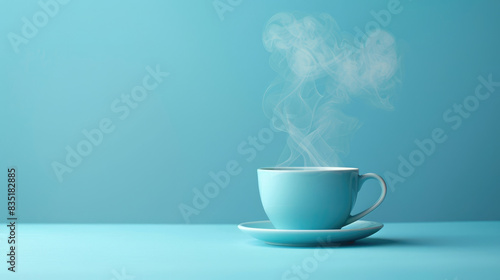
[1,221,499,279]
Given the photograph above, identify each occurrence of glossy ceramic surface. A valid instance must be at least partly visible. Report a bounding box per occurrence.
[258,167,387,229]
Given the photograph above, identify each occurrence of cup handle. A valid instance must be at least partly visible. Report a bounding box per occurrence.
[345,173,387,225]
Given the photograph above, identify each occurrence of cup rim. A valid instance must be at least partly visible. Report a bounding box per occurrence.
[258,167,358,172]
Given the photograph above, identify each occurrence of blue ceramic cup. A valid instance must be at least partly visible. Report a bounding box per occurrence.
[258,167,387,230]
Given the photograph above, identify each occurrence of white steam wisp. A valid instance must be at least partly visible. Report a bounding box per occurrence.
[263,13,400,166]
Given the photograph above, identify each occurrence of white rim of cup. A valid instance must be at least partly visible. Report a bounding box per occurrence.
[258,167,359,172]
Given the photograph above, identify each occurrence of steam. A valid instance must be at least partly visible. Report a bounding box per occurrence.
[263,13,400,167]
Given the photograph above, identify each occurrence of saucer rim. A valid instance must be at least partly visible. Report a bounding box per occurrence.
[238,220,383,233]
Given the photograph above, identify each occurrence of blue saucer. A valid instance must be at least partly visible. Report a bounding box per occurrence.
[238,220,383,246]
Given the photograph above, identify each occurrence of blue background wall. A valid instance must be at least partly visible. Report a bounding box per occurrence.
[1,0,499,223]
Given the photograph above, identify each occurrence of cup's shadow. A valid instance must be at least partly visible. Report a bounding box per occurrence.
[246,237,421,249]
[339,237,414,248]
